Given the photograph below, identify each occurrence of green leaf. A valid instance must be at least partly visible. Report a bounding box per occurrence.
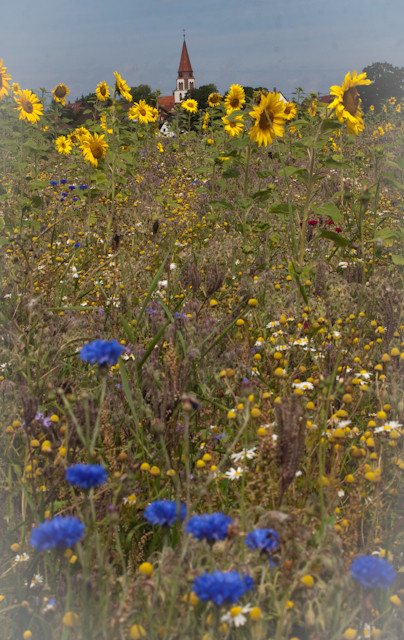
[323,158,350,170]
[318,230,349,247]
[30,195,42,209]
[253,222,271,232]
[30,179,49,190]
[291,119,311,127]
[312,202,342,224]
[320,118,342,133]
[209,199,234,210]
[229,136,249,149]
[391,255,404,265]
[256,169,275,178]
[281,166,302,178]
[222,168,240,179]
[268,203,291,215]
[252,187,275,202]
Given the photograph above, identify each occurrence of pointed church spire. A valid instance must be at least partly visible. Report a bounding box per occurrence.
[178,38,193,75]
[174,33,195,103]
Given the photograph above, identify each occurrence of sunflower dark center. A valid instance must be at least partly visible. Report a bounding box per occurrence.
[139,107,147,116]
[230,98,239,108]
[343,87,359,116]
[259,109,273,130]
[55,86,67,98]
[23,100,34,114]
[90,141,103,159]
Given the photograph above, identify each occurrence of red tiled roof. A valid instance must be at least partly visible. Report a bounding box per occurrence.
[158,96,176,112]
[178,40,193,74]
[318,95,332,104]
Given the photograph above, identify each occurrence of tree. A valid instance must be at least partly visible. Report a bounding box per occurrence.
[185,83,218,110]
[130,84,153,103]
[360,62,404,112]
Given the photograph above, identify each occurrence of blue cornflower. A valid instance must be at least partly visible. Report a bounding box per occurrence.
[68,185,76,190]
[143,500,186,526]
[66,464,107,489]
[185,512,234,541]
[74,242,82,248]
[245,528,279,566]
[60,179,67,184]
[79,339,124,367]
[245,528,279,552]
[61,192,68,197]
[50,180,58,186]
[79,184,88,190]
[350,555,396,589]
[30,516,85,551]
[193,570,254,605]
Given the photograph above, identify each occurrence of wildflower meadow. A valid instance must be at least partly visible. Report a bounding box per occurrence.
[1,60,404,640]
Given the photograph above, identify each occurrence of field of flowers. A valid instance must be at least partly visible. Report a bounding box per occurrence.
[1,60,404,640]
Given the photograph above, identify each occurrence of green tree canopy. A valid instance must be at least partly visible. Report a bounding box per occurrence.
[185,84,218,110]
[130,84,153,103]
[360,62,404,112]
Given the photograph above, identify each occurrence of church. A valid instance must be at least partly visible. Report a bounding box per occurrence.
[157,36,196,119]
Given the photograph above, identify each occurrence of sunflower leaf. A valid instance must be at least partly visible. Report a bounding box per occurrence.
[312,202,342,224]
[318,230,349,247]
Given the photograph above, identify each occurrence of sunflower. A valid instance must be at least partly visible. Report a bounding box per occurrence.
[14,89,44,124]
[12,82,20,95]
[181,99,198,113]
[208,92,222,107]
[81,132,108,167]
[74,126,90,143]
[248,91,286,147]
[329,70,371,135]
[52,83,70,105]
[202,112,209,130]
[283,101,297,120]
[222,113,244,137]
[55,135,72,155]
[128,100,155,123]
[224,85,245,113]
[0,59,11,101]
[114,72,132,102]
[96,82,110,102]
[150,107,159,122]
[308,99,317,117]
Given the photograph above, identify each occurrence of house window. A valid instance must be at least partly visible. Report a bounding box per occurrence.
[189,81,193,89]
[179,93,182,100]
[178,81,183,90]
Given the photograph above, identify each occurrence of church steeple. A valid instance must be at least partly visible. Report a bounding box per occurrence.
[174,32,195,103]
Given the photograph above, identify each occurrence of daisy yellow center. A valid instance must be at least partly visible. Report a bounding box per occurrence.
[343,87,359,115]
[55,85,67,99]
[90,140,104,159]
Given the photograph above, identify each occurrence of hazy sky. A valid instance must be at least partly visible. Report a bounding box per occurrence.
[3,0,404,101]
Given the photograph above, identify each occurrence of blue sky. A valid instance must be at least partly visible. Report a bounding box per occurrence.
[3,0,404,101]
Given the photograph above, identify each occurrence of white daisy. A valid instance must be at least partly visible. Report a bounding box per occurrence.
[225,466,245,480]
[221,604,253,627]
